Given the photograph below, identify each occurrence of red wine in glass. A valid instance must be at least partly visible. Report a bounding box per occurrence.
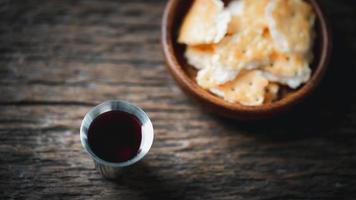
[87,110,142,163]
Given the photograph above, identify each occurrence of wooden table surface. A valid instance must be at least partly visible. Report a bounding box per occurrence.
[1,0,356,199]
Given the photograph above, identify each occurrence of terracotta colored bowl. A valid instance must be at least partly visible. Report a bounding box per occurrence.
[161,0,332,120]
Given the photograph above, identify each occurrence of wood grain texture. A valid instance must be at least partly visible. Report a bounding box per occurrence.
[0,0,356,199]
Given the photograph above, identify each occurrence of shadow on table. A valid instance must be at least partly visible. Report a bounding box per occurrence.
[110,162,190,200]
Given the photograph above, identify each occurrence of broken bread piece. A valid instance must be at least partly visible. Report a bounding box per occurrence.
[218,28,274,72]
[178,0,231,45]
[262,53,311,89]
[178,0,316,106]
[227,0,244,34]
[185,45,218,70]
[228,0,269,34]
[266,0,315,53]
[197,64,240,89]
[210,70,269,106]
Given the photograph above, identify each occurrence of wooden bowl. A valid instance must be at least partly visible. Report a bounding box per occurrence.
[161,0,332,120]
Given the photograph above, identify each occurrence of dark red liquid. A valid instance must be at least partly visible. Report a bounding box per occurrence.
[88,110,142,163]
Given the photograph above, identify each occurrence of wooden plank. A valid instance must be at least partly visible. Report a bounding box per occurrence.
[0,0,356,199]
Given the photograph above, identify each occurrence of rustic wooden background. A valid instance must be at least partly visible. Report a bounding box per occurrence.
[1,0,356,199]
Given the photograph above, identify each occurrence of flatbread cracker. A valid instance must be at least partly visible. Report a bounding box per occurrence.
[218,28,274,71]
[228,0,269,34]
[262,53,311,88]
[210,70,269,106]
[196,64,240,89]
[227,0,244,34]
[178,0,231,45]
[181,0,316,106]
[266,0,315,53]
[185,45,217,70]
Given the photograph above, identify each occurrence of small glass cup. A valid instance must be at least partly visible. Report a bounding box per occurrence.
[80,100,154,179]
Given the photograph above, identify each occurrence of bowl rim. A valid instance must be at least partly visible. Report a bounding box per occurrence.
[161,0,332,118]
